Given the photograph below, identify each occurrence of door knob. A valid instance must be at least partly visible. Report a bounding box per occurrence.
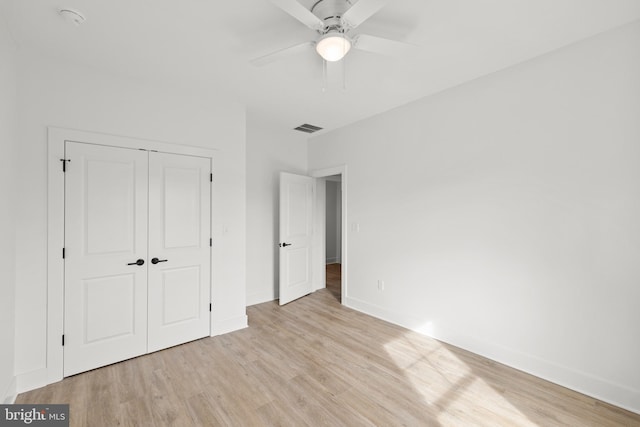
[127,259,145,266]
[151,257,168,264]
[280,242,292,247]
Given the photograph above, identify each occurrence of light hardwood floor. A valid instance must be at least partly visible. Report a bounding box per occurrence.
[17,264,640,426]
[325,262,341,301]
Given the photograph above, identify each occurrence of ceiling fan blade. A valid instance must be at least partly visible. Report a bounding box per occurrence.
[250,41,314,66]
[269,0,324,30]
[341,0,390,29]
[353,34,418,57]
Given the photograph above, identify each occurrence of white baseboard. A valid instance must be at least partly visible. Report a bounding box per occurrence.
[2,376,17,404]
[211,314,248,336]
[325,257,341,264]
[344,296,640,415]
[16,368,48,395]
[246,290,276,307]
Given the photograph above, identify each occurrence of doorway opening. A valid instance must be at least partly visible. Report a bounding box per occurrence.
[309,165,347,305]
[324,175,342,302]
[278,167,347,306]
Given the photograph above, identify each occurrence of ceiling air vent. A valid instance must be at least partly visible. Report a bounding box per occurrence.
[294,123,323,134]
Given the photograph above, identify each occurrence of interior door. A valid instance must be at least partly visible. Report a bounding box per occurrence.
[279,172,314,305]
[64,142,149,376]
[147,152,211,352]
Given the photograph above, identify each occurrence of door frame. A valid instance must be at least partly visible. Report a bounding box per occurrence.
[47,127,216,384]
[309,165,347,303]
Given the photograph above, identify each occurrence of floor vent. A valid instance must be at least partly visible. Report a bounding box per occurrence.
[294,123,323,133]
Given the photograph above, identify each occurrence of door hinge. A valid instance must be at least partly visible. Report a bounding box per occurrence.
[62,335,65,346]
[209,238,212,247]
[210,173,213,182]
[62,248,65,259]
[209,303,212,312]
[60,158,70,172]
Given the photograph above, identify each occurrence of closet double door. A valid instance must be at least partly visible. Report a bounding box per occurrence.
[63,142,211,376]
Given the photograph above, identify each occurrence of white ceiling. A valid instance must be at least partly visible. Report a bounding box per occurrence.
[6,0,640,134]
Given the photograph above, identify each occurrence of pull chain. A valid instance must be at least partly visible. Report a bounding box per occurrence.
[342,54,347,90]
[322,59,328,92]
[342,32,347,90]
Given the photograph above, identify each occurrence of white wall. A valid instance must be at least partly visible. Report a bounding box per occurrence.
[325,180,342,264]
[246,115,308,306]
[14,51,247,390]
[309,21,640,412]
[0,12,17,404]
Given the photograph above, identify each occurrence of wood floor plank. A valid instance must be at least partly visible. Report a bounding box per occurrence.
[15,264,640,426]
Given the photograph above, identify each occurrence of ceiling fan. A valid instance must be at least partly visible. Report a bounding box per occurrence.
[252,0,415,66]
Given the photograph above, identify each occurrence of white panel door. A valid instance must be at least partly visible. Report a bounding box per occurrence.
[279,172,314,305]
[147,152,211,352]
[64,142,149,376]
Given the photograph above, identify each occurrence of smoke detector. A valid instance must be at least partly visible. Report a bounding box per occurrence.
[58,8,86,26]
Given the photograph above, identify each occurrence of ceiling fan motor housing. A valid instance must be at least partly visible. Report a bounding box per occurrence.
[311,0,354,33]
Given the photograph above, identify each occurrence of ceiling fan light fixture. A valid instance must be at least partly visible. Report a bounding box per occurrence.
[316,33,352,62]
